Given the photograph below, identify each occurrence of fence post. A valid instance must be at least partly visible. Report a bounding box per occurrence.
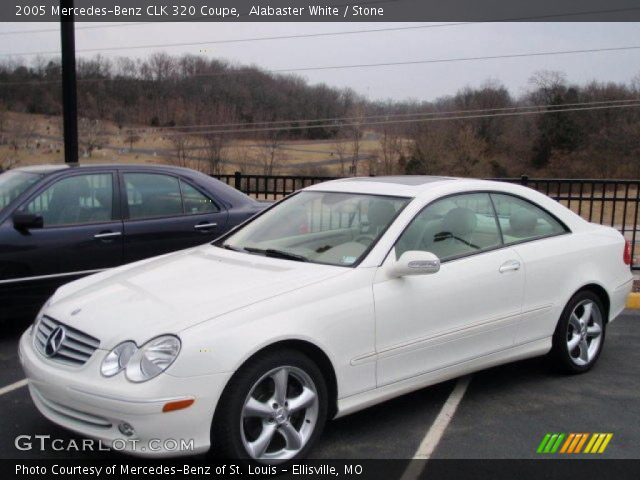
[520,174,529,186]
[234,171,242,191]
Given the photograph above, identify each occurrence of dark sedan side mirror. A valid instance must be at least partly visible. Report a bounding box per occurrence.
[13,213,44,231]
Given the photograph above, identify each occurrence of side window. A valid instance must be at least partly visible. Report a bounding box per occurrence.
[395,193,501,261]
[124,173,183,220]
[490,193,566,244]
[180,180,219,214]
[24,173,113,227]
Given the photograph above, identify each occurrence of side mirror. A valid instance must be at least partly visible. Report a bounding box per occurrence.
[389,250,440,277]
[13,213,44,231]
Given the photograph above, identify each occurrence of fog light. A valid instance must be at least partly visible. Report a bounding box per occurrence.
[118,422,135,437]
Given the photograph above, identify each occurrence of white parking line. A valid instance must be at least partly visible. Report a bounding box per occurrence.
[400,375,472,480]
[414,375,471,458]
[0,379,28,396]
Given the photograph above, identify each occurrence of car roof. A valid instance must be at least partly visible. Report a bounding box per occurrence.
[305,175,460,197]
[14,163,201,176]
[14,164,70,174]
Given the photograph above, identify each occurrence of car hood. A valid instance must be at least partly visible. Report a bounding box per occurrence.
[46,245,347,348]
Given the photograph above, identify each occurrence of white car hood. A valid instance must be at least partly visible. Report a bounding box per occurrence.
[46,245,347,348]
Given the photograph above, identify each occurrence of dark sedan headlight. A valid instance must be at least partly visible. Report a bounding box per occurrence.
[101,335,181,382]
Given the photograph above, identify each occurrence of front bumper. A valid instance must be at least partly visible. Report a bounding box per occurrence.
[19,331,231,457]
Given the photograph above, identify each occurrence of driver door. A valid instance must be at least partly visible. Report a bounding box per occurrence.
[372,192,524,386]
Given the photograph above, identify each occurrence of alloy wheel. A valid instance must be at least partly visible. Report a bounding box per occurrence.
[240,366,319,462]
[566,299,603,366]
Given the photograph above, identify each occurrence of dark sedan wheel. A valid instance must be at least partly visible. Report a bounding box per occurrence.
[551,291,606,373]
[211,349,328,463]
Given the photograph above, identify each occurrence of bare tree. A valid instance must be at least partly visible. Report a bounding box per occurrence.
[0,103,6,145]
[124,129,141,152]
[256,133,284,176]
[332,132,349,176]
[79,118,104,157]
[346,103,365,175]
[632,72,640,95]
[201,134,228,175]
[232,145,255,174]
[379,124,404,175]
[169,134,192,168]
[528,70,567,104]
[23,121,38,150]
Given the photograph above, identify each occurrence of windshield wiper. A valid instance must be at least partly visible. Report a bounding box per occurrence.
[222,243,247,252]
[242,246,308,262]
[265,249,308,262]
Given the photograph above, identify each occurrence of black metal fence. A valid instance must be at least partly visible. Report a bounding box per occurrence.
[214,172,640,269]
[215,172,337,200]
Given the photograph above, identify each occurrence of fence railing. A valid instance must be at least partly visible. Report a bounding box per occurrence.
[214,172,640,269]
[215,172,337,200]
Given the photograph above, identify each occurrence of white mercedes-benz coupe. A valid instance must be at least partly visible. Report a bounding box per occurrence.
[20,176,632,463]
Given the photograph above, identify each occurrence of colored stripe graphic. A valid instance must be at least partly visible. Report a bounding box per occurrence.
[598,434,613,453]
[574,433,589,453]
[550,433,565,453]
[585,433,614,453]
[584,433,599,453]
[537,433,565,453]
[539,433,613,454]
[537,434,552,453]
[560,433,575,453]
[567,433,583,453]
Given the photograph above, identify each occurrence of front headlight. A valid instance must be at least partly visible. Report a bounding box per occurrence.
[101,341,137,377]
[125,335,181,383]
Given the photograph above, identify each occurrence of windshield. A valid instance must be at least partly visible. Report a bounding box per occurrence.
[219,191,410,266]
[0,170,42,213]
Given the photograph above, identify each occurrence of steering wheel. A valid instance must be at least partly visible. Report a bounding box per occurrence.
[434,232,480,250]
[354,234,376,245]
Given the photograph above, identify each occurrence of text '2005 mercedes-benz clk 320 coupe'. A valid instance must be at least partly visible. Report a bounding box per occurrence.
[20,176,632,463]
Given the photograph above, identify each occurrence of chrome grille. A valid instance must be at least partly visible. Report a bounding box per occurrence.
[34,316,100,366]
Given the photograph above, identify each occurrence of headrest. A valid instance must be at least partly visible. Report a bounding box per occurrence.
[368,200,396,228]
[509,208,537,236]
[52,176,91,201]
[442,207,477,236]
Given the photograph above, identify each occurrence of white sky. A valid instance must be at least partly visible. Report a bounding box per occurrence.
[1,22,639,101]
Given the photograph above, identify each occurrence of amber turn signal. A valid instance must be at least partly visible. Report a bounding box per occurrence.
[162,399,195,412]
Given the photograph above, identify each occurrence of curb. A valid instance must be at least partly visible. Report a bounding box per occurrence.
[626,293,640,309]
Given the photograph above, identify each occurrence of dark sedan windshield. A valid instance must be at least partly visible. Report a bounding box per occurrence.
[219,191,410,267]
[0,171,42,213]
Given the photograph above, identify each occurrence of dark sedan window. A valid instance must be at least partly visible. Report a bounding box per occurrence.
[124,173,219,219]
[24,173,114,227]
[180,180,219,214]
[125,173,183,220]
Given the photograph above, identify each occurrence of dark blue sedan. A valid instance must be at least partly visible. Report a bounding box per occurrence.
[0,164,267,322]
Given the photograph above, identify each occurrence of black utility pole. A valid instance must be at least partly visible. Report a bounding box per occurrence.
[60,0,78,164]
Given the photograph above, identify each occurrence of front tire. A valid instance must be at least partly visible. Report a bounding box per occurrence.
[211,349,328,463]
[550,291,606,374]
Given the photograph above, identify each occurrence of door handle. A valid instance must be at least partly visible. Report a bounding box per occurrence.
[499,259,521,273]
[194,222,218,230]
[94,231,122,239]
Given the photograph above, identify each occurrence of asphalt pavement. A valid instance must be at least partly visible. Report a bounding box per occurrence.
[0,311,638,460]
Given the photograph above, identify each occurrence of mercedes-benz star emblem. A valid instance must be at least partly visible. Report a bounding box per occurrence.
[44,326,66,357]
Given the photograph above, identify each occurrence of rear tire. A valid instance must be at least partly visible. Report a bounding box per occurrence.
[210,349,328,463]
[550,290,606,374]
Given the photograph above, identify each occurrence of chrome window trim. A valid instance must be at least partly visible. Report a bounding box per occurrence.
[0,268,105,285]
